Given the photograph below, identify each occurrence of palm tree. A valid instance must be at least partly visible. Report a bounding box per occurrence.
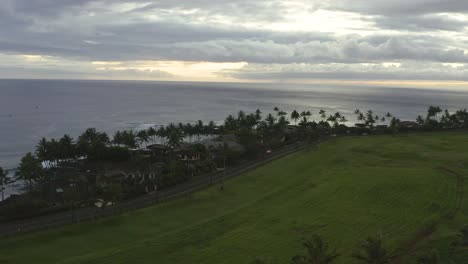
[237,110,246,122]
[277,115,289,129]
[301,111,312,119]
[366,110,376,128]
[333,112,343,127]
[299,116,310,128]
[78,128,109,159]
[195,120,205,141]
[358,112,365,123]
[46,138,60,167]
[454,109,468,128]
[255,109,263,122]
[250,258,274,264]
[147,127,157,144]
[440,109,451,127]
[265,114,276,128]
[207,121,217,135]
[137,130,150,148]
[119,130,138,149]
[299,111,312,127]
[327,114,338,127]
[273,108,288,129]
[416,115,425,125]
[278,110,287,118]
[0,166,10,201]
[59,134,75,161]
[340,115,348,125]
[16,153,45,192]
[319,109,327,121]
[458,226,468,246]
[166,123,184,148]
[352,236,394,264]
[35,137,51,167]
[113,130,123,145]
[224,115,238,132]
[389,117,400,130]
[184,123,194,142]
[292,235,339,264]
[373,115,379,126]
[245,113,259,130]
[165,124,184,171]
[416,250,439,264]
[426,106,442,121]
[99,132,110,145]
[156,126,167,145]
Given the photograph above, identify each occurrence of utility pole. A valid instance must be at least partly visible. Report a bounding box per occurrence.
[220,135,226,190]
[154,183,159,203]
[169,145,174,172]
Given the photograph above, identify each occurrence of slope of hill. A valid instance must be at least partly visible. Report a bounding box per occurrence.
[1,132,467,264]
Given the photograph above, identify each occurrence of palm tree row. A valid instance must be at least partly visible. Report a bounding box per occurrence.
[14,105,468,197]
[35,128,111,166]
[254,235,439,264]
[29,105,468,168]
[36,134,78,167]
[113,120,219,148]
[0,166,11,201]
[354,109,393,128]
[417,107,468,129]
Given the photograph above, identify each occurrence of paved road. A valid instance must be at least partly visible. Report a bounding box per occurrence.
[0,141,311,238]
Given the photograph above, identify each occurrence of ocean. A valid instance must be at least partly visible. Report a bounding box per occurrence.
[1,79,468,171]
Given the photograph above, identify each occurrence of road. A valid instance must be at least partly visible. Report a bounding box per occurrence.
[0,141,310,238]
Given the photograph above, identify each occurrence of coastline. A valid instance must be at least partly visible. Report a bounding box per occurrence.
[3,79,468,173]
[2,170,20,200]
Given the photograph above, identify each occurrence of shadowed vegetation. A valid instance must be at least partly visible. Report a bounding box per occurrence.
[1,132,468,263]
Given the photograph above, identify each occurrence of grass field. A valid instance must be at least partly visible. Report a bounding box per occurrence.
[1,132,468,263]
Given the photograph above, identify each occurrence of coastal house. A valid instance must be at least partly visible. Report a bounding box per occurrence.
[399,121,418,129]
[375,125,388,131]
[175,148,202,161]
[146,144,171,160]
[104,166,161,183]
[195,136,245,153]
[147,144,170,153]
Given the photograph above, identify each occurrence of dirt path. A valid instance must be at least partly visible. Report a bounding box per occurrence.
[393,166,465,263]
[440,167,465,219]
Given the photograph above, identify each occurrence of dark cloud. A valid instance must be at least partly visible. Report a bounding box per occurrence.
[232,71,468,81]
[229,63,468,81]
[0,65,173,80]
[1,19,467,64]
[330,0,468,15]
[0,0,468,81]
[130,1,286,23]
[0,0,95,16]
[329,0,468,32]
[371,14,467,31]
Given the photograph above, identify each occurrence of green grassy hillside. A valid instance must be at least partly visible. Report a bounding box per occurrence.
[1,132,467,263]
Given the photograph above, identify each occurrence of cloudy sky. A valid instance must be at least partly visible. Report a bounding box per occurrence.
[1,0,468,85]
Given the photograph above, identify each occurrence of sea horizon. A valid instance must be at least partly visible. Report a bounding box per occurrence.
[2,78,468,170]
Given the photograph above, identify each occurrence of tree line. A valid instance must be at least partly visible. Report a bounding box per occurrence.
[1,105,468,203]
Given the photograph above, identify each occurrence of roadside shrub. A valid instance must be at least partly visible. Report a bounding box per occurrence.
[101,146,132,162]
[0,195,48,221]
